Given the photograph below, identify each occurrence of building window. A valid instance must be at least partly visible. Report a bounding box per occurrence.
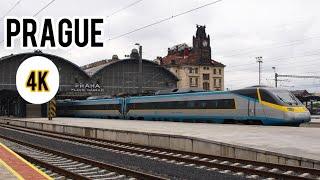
[214,79,217,87]
[218,79,222,86]
[219,69,222,75]
[203,74,209,80]
[203,82,210,90]
[203,66,209,70]
[188,67,199,74]
[189,77,198,87]
[75,77,79,83]
[213,69,216,74]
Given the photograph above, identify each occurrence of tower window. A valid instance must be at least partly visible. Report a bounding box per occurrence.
[213,69,216,74]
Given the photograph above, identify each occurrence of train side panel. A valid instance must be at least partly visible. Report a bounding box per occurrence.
[125,92,253,123]
[57,98,124,119]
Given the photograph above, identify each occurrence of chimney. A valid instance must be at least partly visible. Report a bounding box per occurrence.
[112,54,119,60]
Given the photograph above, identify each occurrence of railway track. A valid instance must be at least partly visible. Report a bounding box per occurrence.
[1,123,320,180]
[0,136,167,180]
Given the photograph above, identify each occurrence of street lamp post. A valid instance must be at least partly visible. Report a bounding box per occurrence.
[256,56,263,85]
[135,43,143,94]
[272,67,278,88]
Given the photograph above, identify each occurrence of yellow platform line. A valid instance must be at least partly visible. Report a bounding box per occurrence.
[0,143,53,180]
[0,158,24,180]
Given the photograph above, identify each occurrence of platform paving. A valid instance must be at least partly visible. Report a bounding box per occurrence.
[0,141,52,180]
[311,116,320,123]
[0,163,17,180]
[3,117,320,163]
[311,115,320,119]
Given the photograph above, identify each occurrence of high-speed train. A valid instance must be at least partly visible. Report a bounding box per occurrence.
[57,86,311,126]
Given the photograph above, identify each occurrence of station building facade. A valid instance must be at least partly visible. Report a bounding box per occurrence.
[0,50,178,117]
[158,25,225,91]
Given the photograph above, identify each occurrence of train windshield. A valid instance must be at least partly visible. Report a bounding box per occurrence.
[271,90,302,106]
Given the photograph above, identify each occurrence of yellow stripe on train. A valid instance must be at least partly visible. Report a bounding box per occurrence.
[256,87,307,113]
[260,101,307,113]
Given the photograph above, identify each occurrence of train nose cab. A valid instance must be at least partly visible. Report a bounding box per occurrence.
[259,88,311,126]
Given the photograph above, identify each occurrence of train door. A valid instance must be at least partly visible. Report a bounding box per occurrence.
[248,100,256,117]
[121,98,126,119]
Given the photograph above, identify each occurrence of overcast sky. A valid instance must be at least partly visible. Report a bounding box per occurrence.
[0,0,320,92]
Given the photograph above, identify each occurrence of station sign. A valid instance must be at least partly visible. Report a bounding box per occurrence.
[71,83,104,92]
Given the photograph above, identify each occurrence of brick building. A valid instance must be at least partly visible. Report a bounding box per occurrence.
[160,25,225,91]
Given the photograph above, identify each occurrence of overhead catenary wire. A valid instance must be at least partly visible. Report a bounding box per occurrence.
[0,0,23,45]
[224,49,320,71]
[68,0,144,54]
[108,0,223,41]
[67,0,223,57]
[216,35,320,56]
[106,0,143,19]
[33,0,56,17]
[222,46,320,70]
[225,55,320,73]
[0,0,57,45]
[0,0,22,21]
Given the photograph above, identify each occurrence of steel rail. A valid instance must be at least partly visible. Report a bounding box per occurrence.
[0,134,168,180]
[18,153,90,180]
[1,123,319,179]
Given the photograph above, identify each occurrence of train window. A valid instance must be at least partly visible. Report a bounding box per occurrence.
[127,103,132,110]
[187,101,195,108]
[198,101,207,108]
[232,89,258,100]
[126,99,236,110]
[207,100,217,109]
[217,99,236,109]
[176,101,185,109]
[66,104,120,110]
[259,89,278,104]
[164,102,172,109]
[152,102,158,109]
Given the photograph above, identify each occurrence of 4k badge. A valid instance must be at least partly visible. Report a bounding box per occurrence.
[16,56,59,104]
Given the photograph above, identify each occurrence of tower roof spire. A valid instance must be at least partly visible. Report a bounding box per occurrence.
[196,25,206,38]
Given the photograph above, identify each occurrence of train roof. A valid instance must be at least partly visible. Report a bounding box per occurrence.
[128,90,231,100]
[241,85,286,91]
[57,86,290,103]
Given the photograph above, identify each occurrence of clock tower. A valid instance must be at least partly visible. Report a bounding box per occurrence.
[193,25,211,64]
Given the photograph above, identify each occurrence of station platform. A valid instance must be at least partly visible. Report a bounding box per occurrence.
[311,115,320,119]
[1,117,320,169]
[311,115,320,123]
[0,142,51,180]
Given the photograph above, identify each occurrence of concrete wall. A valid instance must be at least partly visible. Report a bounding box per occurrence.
[1,118,319,169]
